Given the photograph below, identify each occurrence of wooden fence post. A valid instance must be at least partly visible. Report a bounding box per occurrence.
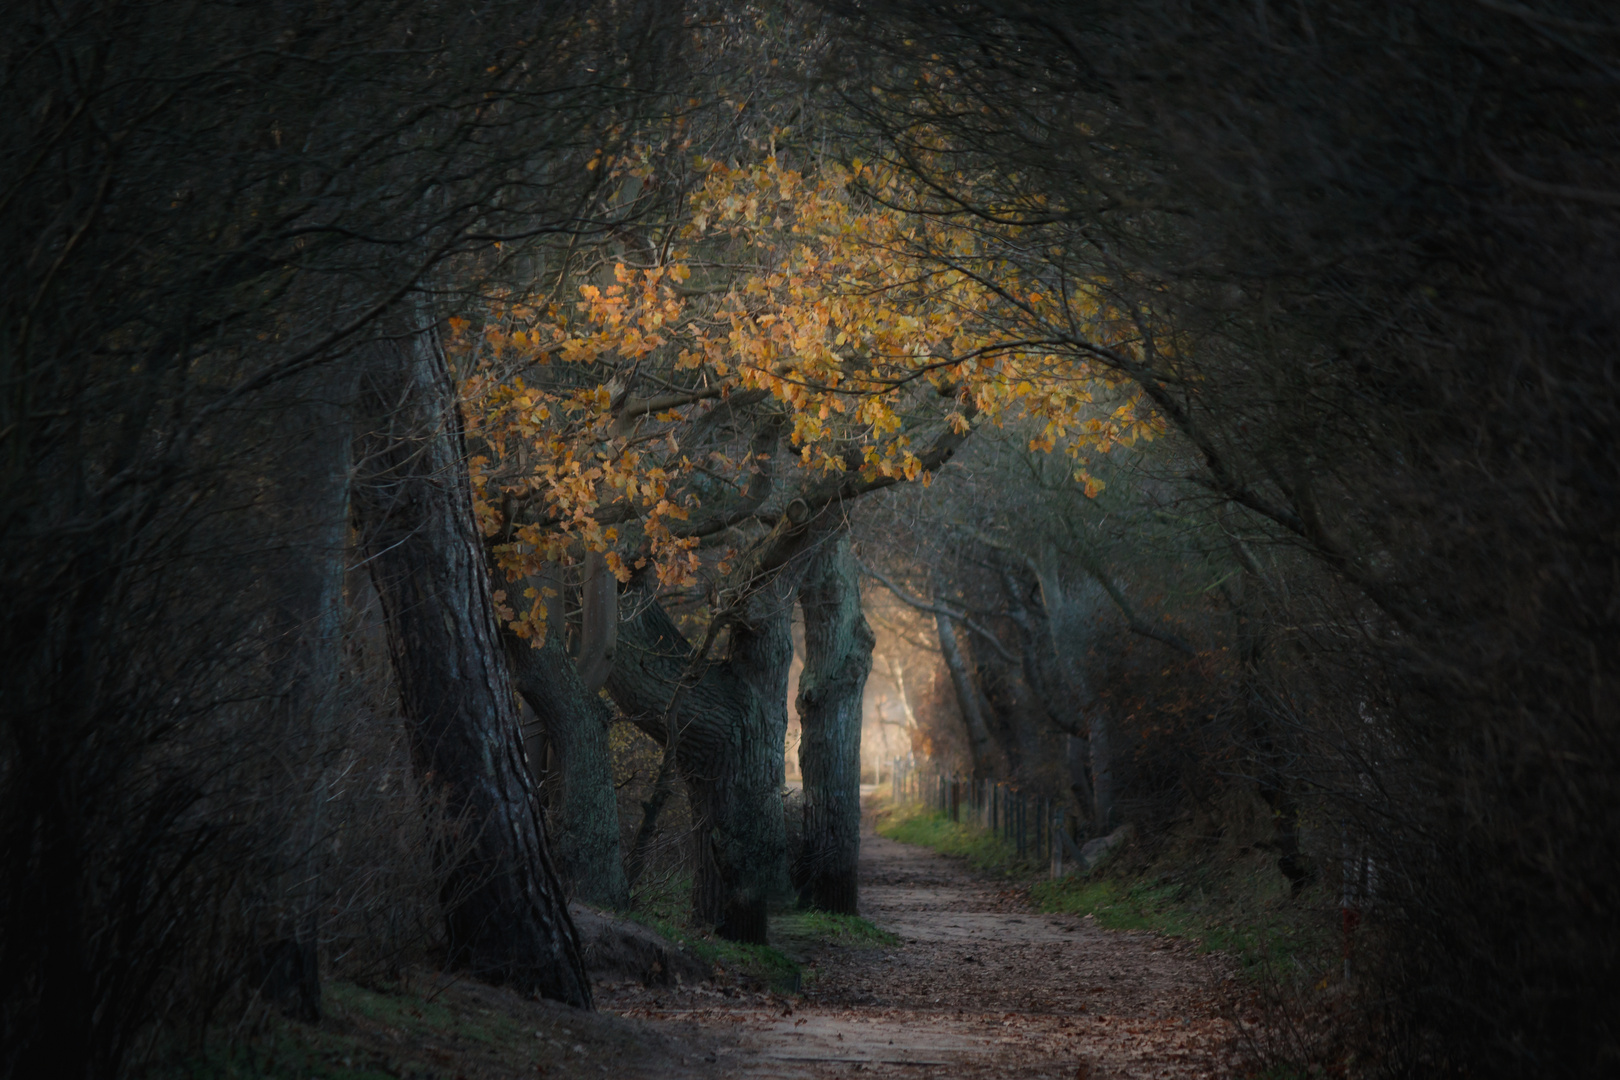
[1051,804,1064,878]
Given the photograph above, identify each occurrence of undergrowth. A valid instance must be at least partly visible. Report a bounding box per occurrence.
[624,871,795,988]
[146,903,896,1076]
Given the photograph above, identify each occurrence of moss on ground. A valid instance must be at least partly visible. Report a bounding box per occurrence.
[626,908,900,994]
[622,870,799,991]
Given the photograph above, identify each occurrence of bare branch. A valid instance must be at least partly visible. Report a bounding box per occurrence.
[954,525,1197,657]
[855,557,1019,663]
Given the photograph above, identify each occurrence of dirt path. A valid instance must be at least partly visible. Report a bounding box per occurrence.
[602,802,1241,1078]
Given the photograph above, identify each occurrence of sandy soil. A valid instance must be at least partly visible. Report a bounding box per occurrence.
[600,802,1242,1079]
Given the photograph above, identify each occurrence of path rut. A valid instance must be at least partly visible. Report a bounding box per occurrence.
[602,801,1241,1078]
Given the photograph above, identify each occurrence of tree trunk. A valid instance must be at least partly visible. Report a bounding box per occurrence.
[606,579,793,943]
[1089,706,1116,832]
[794,530,874,914]
[1001,566,1076,732]
[260,368,353,1022]
[935,610,998,779]
[1000,564,1100,833]
[352,326,590,1006]
[1028,554,1114,832]
[575,550,618,693]
[976,650,1043,781]
[504,628,629,910]
[1065,735,1095,834]
[881,652,920,730]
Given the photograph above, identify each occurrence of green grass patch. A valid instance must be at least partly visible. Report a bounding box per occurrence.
[623,874,803,992]
[773,910,900,948]
[874,802,1037,877]
[1031,867,1329,977]
[636,914,803,992]
[624,876,898,991]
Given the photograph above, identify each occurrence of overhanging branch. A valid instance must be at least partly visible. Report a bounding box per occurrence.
[856,558,1019,664]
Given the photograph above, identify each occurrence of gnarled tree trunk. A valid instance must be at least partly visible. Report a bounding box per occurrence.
[505,628,629,910]
[352,326,590,1006]
[794,529,874,914]
[606,579,794,943]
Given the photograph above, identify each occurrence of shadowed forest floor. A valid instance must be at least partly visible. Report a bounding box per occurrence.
[219,798,1248,1080]
[600,796,1243,1079]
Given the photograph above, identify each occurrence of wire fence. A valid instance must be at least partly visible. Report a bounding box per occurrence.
[888,756,1088,880]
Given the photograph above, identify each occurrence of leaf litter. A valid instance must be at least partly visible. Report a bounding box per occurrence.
[599,809,1247,1079]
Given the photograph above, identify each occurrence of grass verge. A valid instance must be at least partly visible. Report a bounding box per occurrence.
[872,801,1037,877]
[624,870,801,991]
[876,799,1332,979]
[1031,871,1330,977]
[625,872,897,992]
[626,908,900,993]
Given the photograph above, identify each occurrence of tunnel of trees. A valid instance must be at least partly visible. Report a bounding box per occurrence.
[2,2,1617,1077]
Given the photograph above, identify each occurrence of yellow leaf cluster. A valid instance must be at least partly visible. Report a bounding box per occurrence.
[455,155,1157,642]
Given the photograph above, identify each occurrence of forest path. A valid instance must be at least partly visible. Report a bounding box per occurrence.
[602,796,1240,1079]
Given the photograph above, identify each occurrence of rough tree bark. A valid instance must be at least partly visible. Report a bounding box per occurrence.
[999,567,1072,731]
[598,391,978,938]
[1064,735,1095,834]
[1088,704,1116,833]
[969,530,1191,830]
[352,326,590,1006]
[794,528,874,914]
[575,549,618,693]
[935,609,999,779]
[504,628,629,910]
[606,579,794,943]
